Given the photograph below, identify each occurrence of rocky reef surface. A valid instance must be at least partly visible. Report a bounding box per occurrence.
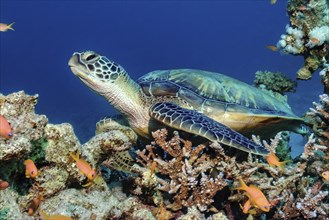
[1,90,328,220]
[276,0,329,80]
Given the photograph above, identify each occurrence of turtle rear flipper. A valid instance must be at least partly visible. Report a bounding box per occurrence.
[150,102,269,156]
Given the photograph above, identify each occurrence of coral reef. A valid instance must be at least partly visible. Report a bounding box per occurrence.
[253,70,297,114]
[1,90,329,219]
[130,128,328,219]
[134,129,228,213]
[305,93,329,149]
[276,0,329,80]
[0,91,48,161]
[295,182,328,219]
[0,91,165,219]
[320,64,329,94]
[0,189,24,219]
[253,70,297,94]
[2,2,329,219]
[39,188,156,220]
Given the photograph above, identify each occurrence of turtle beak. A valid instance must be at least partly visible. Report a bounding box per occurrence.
[68,52,80,70]
[68,53,88,80]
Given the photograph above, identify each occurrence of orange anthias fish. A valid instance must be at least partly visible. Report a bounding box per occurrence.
[239,199,257,215]
[310,37,320,44]
[0,115,13,139]
[240,199,251,214]
[28,195,43,216]
[70,152,96,184]
[266,152,290,171]
[298,5,308,11]
[0,22,15,32]
[24,159,38,178]
[40,210,73,220]
[150,160,157,175]
[266,45,279,52]
[0,179,9,190]
[234,178,271,213]
[321,171,329,181]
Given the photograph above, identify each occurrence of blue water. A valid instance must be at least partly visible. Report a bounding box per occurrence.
[0,1,322,143]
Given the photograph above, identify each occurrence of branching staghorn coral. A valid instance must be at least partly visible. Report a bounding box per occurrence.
[320,65,329,94]
[305,94,329,156]
[134,129,228,212]
[295,182,329,219]
[131,128,329,218]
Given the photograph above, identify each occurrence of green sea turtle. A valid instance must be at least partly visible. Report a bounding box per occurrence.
[68,51,305,156]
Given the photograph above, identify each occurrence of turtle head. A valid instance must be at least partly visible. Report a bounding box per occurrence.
[68,51,127,95]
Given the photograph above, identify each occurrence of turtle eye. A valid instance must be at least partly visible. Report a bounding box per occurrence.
[82,51,99,62]
[86,54,97,61]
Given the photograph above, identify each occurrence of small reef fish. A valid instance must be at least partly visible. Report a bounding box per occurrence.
[0,180,9,190]
[241,199,251,214]
[40,210,73,220]
[298,5,308,11]
[270,0,277,5]
[70,152,97,184]
[266,152,290,171]
[0,115,13,139]
[0,22,15,32]
[234,178,271,213]
[24,159,38,178]
[28,195,43,216]
[322,171,329,181]
[150,160,157,175]
[266,45,279,52]
[239,199,257,215]
[310,37,320,44]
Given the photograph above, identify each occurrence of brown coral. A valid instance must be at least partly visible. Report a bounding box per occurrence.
[130,128,329,218]
[135,129,228,212]
[305,94,329,154]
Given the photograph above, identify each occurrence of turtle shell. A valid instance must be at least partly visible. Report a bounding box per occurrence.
[137,69,303,137]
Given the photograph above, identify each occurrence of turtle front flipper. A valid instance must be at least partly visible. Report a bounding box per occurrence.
[150,102,269,156]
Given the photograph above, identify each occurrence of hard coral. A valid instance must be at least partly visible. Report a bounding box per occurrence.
[305,94,329,150]
[320,65,329,94]
[253,70,297,94]
[135,129,228,212]
[296,182,329,219]
[0,91,48,161]
[134,128,329,218]
[278,0,329,79]
[83,116,137,170]
[2,90,329,219]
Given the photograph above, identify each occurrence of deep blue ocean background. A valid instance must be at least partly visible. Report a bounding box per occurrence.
[0,0,323,143]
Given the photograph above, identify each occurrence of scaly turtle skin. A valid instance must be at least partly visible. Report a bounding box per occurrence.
[68,51,305,156]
